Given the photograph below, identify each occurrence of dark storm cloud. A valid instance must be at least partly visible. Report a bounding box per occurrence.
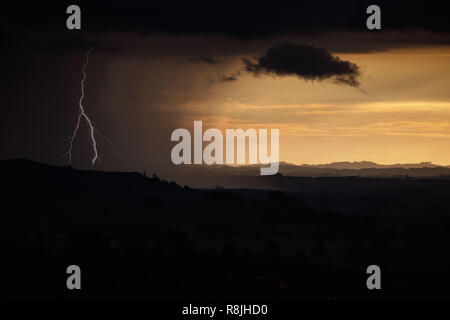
[3,1,450,40]
[39,35,120,52]
[243,42,361,87]
[2,30,120,53]
[2,1,450,55]
[188,56,221,64]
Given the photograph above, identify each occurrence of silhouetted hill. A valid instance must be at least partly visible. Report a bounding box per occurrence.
[2,159,450,299]
[1,158,183,195]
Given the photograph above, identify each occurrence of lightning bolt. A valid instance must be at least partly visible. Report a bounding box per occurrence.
[64,48,117,166]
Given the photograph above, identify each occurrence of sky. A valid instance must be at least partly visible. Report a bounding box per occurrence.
[2,1,450,176]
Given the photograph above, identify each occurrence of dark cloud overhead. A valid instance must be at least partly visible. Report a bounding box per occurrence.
[2,30,121,53]
[3,1,450,39]
[243,42,362,87]
[2,1,450,54]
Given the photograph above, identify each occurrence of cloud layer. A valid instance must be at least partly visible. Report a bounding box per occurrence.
[4,1,450,38]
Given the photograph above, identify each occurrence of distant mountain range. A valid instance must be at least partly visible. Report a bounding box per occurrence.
[292,161,443,169]
[163,161,450,188]
[2,158,450,191]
